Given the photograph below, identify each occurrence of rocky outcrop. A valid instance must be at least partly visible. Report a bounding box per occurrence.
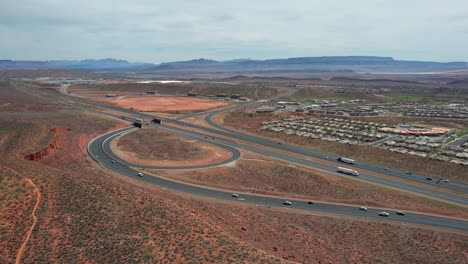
[24,128,61,161]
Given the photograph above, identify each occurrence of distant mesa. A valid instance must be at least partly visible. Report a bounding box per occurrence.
[1,56,468,73]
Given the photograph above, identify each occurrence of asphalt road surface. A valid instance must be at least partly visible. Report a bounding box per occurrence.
[57,94,468,206]
[59,93,468,195]
[88,126,468,231]
[149,122,467,206]
[101,126,240,170]
[203,112,468,195]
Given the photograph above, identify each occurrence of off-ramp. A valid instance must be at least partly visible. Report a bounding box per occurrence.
[89,126,468,231]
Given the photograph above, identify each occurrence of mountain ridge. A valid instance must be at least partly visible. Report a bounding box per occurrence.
[1,56,467,72]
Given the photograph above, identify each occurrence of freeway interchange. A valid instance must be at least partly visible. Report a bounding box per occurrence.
[49,88,468,231]
[89,126,468,231]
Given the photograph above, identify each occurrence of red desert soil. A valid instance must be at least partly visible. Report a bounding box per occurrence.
[160,153,468,218]
[96,96,229,113]
[9,168,41,264]
[1,80,467,263]
[112,128,233,167]
[0,113,282,263]
[174,195,468,264]
[23,128,61,161]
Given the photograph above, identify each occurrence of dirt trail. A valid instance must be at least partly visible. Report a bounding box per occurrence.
[2,166,42,264]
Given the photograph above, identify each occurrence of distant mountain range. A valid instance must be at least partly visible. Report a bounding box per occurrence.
[1,56,467,73]
[0,58,151,70]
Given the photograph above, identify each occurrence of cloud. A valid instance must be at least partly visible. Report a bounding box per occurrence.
[1,0,467,62]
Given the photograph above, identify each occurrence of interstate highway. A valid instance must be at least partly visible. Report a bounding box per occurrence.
[56,92,468,196]
[52,93,468,206]
[202,111,468,195]
[88,126,468,231]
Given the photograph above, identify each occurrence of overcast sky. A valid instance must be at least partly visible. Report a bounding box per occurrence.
[1,0,467,63]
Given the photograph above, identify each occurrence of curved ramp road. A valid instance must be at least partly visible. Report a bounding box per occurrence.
[57,93,468,196]
[101,126,241,170]
[88,127,468,231]
[149,123,467,206]
[55,94,468,206]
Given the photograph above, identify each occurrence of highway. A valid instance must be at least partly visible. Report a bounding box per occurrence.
[55,93,468,206]
[57,92,468,195]
[202,111,468,194]
[153,123,467,205]
[88,126,468,231]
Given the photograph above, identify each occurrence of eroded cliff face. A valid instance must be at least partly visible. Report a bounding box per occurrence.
[24,128,61,161]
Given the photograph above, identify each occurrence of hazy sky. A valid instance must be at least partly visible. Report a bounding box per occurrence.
[1,0,467,62]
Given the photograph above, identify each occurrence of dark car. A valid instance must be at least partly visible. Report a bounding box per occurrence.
[396,211,405,216]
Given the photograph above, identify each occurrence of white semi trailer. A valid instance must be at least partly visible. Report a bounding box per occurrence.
[337,167,359,176]
[337,157,356,165]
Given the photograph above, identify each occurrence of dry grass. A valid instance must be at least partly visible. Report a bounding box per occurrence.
[163,156,468,218]
[117,128,209,161]
[188,200,468,264]
[0,166,36,263]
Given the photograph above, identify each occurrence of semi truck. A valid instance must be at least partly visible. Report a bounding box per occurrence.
[337,167,359,176]
[133,122,143,128]
[337,157,356,165]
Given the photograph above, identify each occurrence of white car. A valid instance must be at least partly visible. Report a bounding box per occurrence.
[379,211,389,217]
[137,172,144,177]
[359,206,368,211]
[283,201,292,206]
[443,179,450,183]
[232,193,239,198]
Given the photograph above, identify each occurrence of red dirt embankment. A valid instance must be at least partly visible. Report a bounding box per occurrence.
[24,128,61,161]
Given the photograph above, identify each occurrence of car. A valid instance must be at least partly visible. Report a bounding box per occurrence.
[426,177,433,181]
[111,160,115,163]
[308,201,314,204]
[405,171,412,175]
[384,168,389,171]
[396,211,405,216]
[359,206,368,211]
[379,211,389,217]
[137,172,144,177]
[443,179,450,183]
[283,201,292,206]
[232,193,239,198]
